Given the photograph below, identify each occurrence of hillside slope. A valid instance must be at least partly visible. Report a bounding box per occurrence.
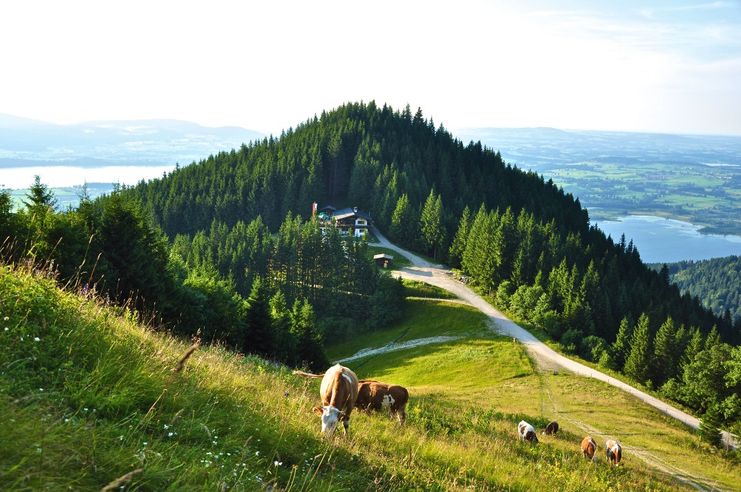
[655,256,741,322]
[4,265,737,490]
[328,299,740,491]
[371,228,739,449]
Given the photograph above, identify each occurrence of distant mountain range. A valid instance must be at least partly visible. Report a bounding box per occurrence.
[455,127,741,168]
[0,113,263,168]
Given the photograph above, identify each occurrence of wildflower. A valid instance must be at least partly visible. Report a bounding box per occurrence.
[163,424,169,429]
[273,460,282,467]
[3,327,8,331]
[142,441,148,446]
[168,432,174,437]
[3,316,8,321]
[39,388,43,392]
[255,451,260,456]
[34,337,40,342]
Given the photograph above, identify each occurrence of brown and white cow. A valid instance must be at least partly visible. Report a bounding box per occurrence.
[518,420,538,444]
[310,364,359,436]
[581,436,597,461]
[605,439,622,466]
[355,380,409,424]
[543,421,559,435]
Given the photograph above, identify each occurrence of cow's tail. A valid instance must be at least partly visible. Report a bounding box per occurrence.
[292,370,325,379]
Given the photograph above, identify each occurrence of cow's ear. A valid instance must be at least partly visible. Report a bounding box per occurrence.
[312,406,323,416]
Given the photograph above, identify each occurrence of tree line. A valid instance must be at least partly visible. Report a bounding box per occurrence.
[446,202,740,436]
[0,178,403,370]
[649,256,741,324]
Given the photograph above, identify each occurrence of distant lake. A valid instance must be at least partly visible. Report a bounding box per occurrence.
[595,215,741,263]
[0,165,176,189]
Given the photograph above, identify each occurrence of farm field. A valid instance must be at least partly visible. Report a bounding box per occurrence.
[458,128,741,235]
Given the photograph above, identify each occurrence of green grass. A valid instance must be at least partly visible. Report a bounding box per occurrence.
[367,246,411,269]
[402,279,458,299]
[325,299,486,362]
[541,161,741,235]
[1,265,738,490]
[328,297,741,491]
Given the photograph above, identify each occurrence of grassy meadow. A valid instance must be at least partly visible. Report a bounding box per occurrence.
[1,265,738,490]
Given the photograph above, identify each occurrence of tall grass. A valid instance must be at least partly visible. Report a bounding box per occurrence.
[1,264,736,490]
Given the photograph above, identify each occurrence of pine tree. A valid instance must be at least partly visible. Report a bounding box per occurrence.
[449,206,471,267]
[653,316,678,386]
[269,290,295,364]
[291,299,329,371]
[23,175,57,211]
[244,277,274,357]
[390,193,418,248]
[624,313,652,384]
[420,189,445,259]
[698,405,723,448]
[704,325,721,350]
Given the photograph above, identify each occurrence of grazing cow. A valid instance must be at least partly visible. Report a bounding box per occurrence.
[581,436,597,461]
[543,421,559,435]
[518,420,538,444]
[605,439,622,466]
[295,364,359,436]
[355,380,409,424]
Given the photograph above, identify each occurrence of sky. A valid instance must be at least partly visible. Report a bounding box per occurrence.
[1,0,740,135]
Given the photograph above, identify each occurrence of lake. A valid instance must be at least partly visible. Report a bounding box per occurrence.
[594,215,741,263]
[0,165,176,189]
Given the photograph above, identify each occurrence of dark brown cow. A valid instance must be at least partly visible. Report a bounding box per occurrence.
[518,420,538,444]
[581,436,597,461]
[605,439,622,466]
[355,380,409,424]
[297,364,358,436]
[543,421,559,435]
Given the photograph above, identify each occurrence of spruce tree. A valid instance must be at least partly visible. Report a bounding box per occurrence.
[23,175,57,211]
[420,189,445,259]
[449,205,471,267]
[269,290,295,364]
[653,316,678,386]
[291,299,329,371]
[704,325,721,350]
[698,405,723,448]
[244,277,274,358]
[624,313,652,384]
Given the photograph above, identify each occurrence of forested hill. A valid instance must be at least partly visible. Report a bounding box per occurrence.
[651,256,741,323]
[127,101,588,237]
[127,102,738,348]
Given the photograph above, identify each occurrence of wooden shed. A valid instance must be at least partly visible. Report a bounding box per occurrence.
[373,253,393,268]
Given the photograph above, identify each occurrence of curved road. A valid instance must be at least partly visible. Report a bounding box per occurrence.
[370,227,738,449]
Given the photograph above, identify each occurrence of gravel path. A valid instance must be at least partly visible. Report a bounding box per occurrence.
[369,226,738,450]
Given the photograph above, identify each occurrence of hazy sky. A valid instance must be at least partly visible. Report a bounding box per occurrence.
[1,0,740,135]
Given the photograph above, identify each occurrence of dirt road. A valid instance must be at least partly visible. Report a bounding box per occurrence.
[369,226,738,450]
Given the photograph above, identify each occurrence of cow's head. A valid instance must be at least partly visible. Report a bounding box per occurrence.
[313,405,343,435]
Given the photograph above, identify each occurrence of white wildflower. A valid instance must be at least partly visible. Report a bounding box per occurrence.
[255,450,260,456]
[168,432,174,437]
[3,316,8,321]
[163,424,169,429]
[273,460,282,467]
[34,337,40,342]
